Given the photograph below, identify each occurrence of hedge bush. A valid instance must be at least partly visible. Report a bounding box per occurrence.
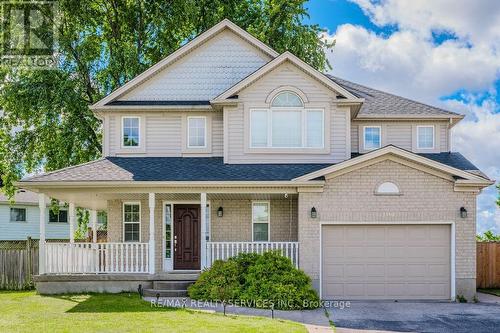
[188,251,319,310]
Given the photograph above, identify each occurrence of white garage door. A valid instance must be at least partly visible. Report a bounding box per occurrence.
[322,224,451,300]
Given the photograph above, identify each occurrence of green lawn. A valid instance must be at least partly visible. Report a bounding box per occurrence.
[478,288,500,297]
[0,291,306,333]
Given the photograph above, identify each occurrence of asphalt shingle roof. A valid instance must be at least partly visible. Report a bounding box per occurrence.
[328,75,462,117]
[21,152,481,183]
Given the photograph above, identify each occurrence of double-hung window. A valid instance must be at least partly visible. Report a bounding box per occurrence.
[417,126,434,149]
[252,202,270,242]
[188,116,207,148]
[123,203,140,242]
[250,91,324,149]
[363,126,381,150]
[10,208,26,222]
[49,209,68,223]
[122,117,140,147]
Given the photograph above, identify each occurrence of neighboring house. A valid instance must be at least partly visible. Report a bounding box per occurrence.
[0,190,70,240]
[17,20,493,301]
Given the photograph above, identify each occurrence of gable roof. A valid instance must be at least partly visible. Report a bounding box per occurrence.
[91,19,279,110]
[328,75,464,120]
[293,145,492,184]
[213,52,362,102]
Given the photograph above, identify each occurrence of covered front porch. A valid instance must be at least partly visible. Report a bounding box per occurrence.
[32,187,306,278]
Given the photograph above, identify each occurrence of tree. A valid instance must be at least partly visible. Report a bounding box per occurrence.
[0,0,332,197]
[476,230,500,242]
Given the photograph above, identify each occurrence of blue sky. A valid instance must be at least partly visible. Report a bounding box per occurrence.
[304,0,500,234]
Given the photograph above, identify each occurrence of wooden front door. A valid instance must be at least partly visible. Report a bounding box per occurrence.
[173,205,200,270]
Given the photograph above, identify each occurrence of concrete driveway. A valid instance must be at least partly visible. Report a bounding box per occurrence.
[328,296,500,333]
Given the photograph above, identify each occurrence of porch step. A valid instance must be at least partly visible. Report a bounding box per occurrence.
[153,280,195,290]
[143,289,189,297]
[153,273,200,281]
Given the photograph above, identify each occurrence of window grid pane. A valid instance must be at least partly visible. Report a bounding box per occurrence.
[10,208,26,222]
[306,110,323,148]
[418,127,434,148]
[123,118,139,147]
[271,110,301,147]
[253,223,269,242]
[251,110,268,147]
[188,118,206,147]
[124,204,140,242]
[364,127,381,150]
[165,205,172,259]
[271,91,303,107]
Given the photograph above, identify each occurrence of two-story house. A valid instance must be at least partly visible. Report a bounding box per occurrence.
[18,20,493,301]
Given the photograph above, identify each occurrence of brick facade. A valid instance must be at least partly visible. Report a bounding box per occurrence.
[105,159,477,300]
[298,159,477,299]
[107,198,298,272]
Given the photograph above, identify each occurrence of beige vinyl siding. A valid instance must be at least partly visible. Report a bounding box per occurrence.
[351,124,359,154]
[212,112,224,156]
[351,120,450,153]
[226,62,349,163]
[105,111,223,157]
[146,113,182,156]
[440,123,448,151]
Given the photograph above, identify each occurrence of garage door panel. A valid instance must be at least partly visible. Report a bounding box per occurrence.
[428,264,448,278]
[345,227,365,241]
[366,264,385,277]
[324,283,344,297]
[322,224,451,300]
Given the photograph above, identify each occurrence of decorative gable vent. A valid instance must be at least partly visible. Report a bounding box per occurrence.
[375,182,400,195]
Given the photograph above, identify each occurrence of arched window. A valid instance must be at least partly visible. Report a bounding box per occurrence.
[271,91,304,107]
[376,182,400,195]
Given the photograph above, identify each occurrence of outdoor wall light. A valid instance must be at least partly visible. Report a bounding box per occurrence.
[217,207,223,217]
[311,207,317,219]
[460,207,467,219]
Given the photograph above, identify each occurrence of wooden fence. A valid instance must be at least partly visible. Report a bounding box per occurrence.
[477,241,500,288]
[0,238,39,290]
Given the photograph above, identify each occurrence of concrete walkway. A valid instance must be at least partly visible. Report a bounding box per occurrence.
[144,296,332,332]
[477,291,500,304]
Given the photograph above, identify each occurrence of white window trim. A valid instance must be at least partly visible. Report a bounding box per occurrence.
[249,108,325,149]
[416,125,435,149]
[121,116,141,149]
[251,201,270,242]
[123,202,141,243]
[187,116,207,149]
[363,125,382,150]
[48,209,68,223]
[10,207,27,223]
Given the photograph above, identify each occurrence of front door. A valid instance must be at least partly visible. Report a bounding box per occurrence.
[173,205,200,270]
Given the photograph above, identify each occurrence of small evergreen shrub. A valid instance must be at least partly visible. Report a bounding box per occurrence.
[188,251,319,310]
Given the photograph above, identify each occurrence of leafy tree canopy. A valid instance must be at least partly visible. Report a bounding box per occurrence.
[0,0,333,197]
[476,230,500,242]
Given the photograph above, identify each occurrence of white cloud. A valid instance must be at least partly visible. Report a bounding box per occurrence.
[324,0,500,233]
[326,24,499,103]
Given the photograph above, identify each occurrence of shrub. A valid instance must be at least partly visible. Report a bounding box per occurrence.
[188,251,319,310]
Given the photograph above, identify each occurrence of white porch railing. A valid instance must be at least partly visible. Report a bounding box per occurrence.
[206,242,299,268]
[45,242,149,274]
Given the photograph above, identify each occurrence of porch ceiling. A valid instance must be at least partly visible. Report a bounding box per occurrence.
[37,190,298,210]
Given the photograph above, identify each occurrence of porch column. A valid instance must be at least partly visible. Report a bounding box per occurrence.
[200,192,207,269]
[69,202,75,243]
[148,193,155,274]
[38,193,46,274]
[90,210,97,243]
